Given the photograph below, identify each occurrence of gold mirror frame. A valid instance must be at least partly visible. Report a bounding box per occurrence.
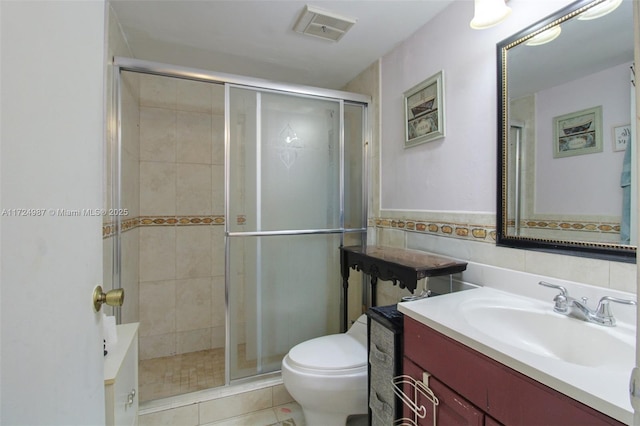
[496,0,636,262]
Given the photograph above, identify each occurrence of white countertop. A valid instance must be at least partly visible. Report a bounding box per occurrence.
[398,287,635,425]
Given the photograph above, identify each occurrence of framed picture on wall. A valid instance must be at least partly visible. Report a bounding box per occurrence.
[404,70,445,148]
[612,124,631,152]
[552,106,602,158]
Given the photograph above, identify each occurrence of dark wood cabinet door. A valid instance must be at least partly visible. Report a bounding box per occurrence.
[403,357,484,426]
[484,415,504,426]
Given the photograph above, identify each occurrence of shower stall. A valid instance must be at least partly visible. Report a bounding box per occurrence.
[104,58,369,402]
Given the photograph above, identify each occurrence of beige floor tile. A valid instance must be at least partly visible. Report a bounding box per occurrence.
[204,408,278,426]
[272,384,294,406]
[138,405,199,426]
[139,347,225,402]
[199,387,272,424]
[274,403,304,425]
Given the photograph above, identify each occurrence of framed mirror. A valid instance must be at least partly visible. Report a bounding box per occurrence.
[497,0,636,262]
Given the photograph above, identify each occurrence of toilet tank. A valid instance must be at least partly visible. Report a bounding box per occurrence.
[346,314,368,342]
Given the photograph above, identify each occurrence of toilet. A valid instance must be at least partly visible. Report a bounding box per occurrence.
[281,314,368,426]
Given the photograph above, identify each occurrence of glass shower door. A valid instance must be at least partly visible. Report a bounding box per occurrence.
[226,86,349,381]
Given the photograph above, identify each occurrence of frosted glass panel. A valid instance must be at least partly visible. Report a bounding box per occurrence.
[226,84,366,383]
[344,103,365,230]
[228,234,342,380]
[228,87,341,232]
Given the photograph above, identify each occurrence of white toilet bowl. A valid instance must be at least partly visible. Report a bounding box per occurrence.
[281,315,368,426]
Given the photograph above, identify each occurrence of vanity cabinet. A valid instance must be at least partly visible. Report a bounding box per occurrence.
[104,323,139,426]
[403,317,624,426]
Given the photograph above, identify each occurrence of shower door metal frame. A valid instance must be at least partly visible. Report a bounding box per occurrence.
[224,84,368,384]
[109,57,123,324]
[111,56,370,389]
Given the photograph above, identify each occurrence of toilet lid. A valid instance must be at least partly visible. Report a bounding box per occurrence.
[288,334,367,371]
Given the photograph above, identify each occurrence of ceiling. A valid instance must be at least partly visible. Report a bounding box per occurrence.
[109,0,455,90]
[507,0,634,98]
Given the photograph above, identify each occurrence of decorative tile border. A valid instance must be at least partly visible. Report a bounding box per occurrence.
[369,215,621,245]
[139,215,226,226]
[109,215,611,244]
[515,219,620,234]
[371,217,496,242]
[103,217,141,239]
[103,215,227,239]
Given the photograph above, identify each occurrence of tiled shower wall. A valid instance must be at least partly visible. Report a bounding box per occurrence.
[110,69,369,364]
[135,74,228,360]
[101,69,232,361]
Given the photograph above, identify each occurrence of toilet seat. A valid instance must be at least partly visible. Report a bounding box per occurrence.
[281,323,369,425]
[287,334,367,373]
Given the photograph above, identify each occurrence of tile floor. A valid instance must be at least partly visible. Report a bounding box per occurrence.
[138,347,369,425]
[139,379,297,425]
[139,344,287,402]
[206,402,305,425]
[139,347,226,402]
[202,403,368,426]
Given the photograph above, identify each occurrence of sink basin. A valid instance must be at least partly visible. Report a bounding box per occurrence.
[460,296,635,368]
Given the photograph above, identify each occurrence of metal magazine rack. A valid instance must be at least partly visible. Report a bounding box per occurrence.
[392,374,439,426]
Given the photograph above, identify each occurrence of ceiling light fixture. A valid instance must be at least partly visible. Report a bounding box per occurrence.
[293,5,356,42]
[470,0,512,30]
[525,25,562,46]
[577,0,622,20]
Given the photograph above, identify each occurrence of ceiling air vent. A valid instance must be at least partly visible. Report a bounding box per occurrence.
[293,5,356,42]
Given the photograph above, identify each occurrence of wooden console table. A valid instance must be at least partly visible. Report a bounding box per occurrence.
[339,245,468,331]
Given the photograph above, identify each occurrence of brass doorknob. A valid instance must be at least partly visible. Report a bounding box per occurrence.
[93,285,125,312]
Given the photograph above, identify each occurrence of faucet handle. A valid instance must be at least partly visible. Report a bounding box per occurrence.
[538,281,569,313]
[594,296,637,327]
[538,281,568,296]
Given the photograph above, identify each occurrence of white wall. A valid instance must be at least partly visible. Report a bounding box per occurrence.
[370,0,636,294]
[1,1,106,423]
[536,62,631,216]
[380,0,575,213]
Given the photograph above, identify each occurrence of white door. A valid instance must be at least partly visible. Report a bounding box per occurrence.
[1,1,107,424]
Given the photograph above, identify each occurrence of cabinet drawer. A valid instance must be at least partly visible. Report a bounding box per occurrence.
[369,324,395,397]
[370,320,395,356]
[369,320,397,425]
[369,340,395,400]
[370,389,395,426]
[404,317,490,412]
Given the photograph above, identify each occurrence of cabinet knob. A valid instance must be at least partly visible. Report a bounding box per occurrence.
[126,389,136,407]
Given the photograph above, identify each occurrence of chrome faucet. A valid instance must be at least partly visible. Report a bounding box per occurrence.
[539,281,636,327]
